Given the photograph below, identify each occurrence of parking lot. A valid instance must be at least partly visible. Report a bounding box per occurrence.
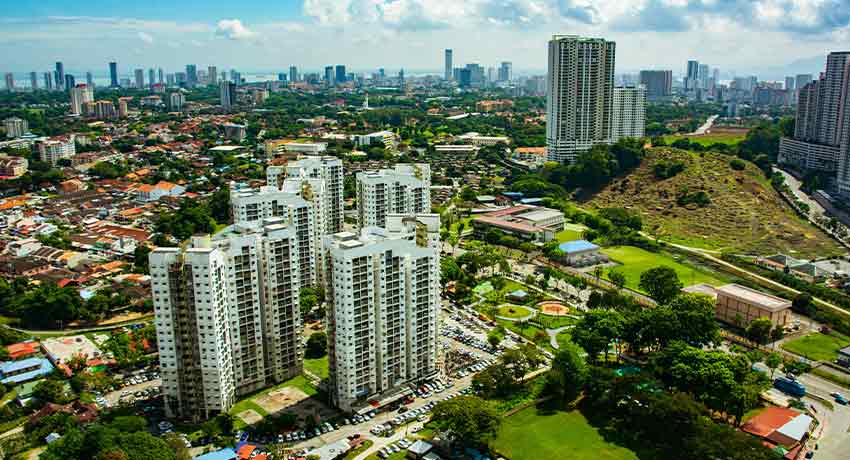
[104,370,161,406]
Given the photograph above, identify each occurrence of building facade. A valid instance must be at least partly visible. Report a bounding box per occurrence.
[546,35,616,163]
[612,86,647,141]
[356,164,431,229]
[4,118,28,138]
[638,70,672,101]
[283,156,344,234]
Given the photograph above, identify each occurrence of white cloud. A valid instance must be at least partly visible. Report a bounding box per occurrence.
[137,31,154,44]
[215,19,258,40]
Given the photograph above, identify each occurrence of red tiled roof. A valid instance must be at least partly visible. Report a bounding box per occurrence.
[741,407,801,438]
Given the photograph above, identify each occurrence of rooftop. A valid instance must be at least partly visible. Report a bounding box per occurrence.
[558,240,600,254]
[716,284,792,311]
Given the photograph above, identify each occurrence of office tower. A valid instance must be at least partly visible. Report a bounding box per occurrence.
[612,86,647,141]
[323,222,440,412]
[134,69,144,88]
[277,73,287,82]
[148,69,155,88]
[166,74,176,87]
[444,49,453,80]
[458,69,471,88]
[85,72,94,89]
[220,81,237,109]
[698,64,709,88]
[232,72,242,85]
[175,72,187,86]
[43,72,53,90]
[398,69,405,90]
[780,52,850,175]
[109,62,119,87]
[463,64,484,88]
[796,74,814,91]
[29,72,37,91]
[487,67,496,84]
[280,156,344,234]
[208,66,218,85]
[4,118,28,138]
[230,184,317,286]
[785,76,796,91]
[289,66,298,83]
[324,66,334,85]
[158,68,164,84]
[4,73,13,91]
[335,65,346,84]
[545,35,616,163]
[639,70,672,100]
[151,219,304,422]
[55,62,65,90]
[356,164,431,229]
[69,84,94,115]
[64,75,76,90]
[498,62,512,82]
[686,60,699,91]
[168,92,185,111]
[186,64,198,87]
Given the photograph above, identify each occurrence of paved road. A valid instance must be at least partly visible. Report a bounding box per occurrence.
[775,168,826,216]
[690,114,719,135]
[546,326,572,350]
[796,372,850,459]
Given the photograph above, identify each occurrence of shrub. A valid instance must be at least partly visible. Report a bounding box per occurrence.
[729,158,746,171]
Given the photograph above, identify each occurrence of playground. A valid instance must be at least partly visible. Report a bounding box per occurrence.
[538,301,570,317]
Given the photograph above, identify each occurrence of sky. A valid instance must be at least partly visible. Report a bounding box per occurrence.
[1,0,849,78]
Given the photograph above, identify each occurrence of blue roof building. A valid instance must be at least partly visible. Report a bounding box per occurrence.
[0,358,54,385]
[194,448,237,460]
[557,240,607,267]
[558,240,600,254]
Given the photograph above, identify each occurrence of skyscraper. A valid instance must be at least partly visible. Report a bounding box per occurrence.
[289,66,298,83]
[64,74,75,90]
[148,69,155,88]
[335,65,346,84]
[545,35,616,163]
[280,157,344,234]
[779,52,850,174]
[698,63,710,89]
[208,66,218,85]
[686,60,699,91]
[323,219,440,412]
[186,64,198,86]
[639,70,673,101]
[612,86,647,141]
[69,84,94,115]
[158,68,164,84]
[43,72,53,91]
[220,81,237,109]
[796,74,814,91]
[444,49,453,81]
[168,92,185,112]
[134,69,144,89]
[324,66,334,85]
[29,72,38,91]
[785,76,796,91]
[86,72,94,89]
[55,62,65,90]
[109,62,119,87]
[150,219,304,422]
[356,164,431,229]
[4,73,14,91]
[498,62,512,82]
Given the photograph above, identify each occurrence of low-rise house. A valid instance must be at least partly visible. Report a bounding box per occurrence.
[29,401,98,425]
[0,358,54,385]
[741,407,814,459]
[0,156,28,178]
[134,181,186,202]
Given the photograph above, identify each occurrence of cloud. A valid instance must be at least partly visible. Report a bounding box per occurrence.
[215,19,257,40]
[137,31,154,44]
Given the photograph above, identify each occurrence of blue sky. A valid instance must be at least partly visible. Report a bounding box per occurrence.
[2,1,849,77]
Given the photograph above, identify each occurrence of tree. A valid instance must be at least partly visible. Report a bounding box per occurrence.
[746,317,773,345]
[430,396,501,447]
[639,266,683,305]
[33,379,68,404]
[305,331,327,359]
[486,328,503,348]
[608,270,626,291]
[765,352,782,379]
[163,433,191,460]
[548,339,588,404]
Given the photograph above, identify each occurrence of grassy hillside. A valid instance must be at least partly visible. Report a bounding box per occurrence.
[583,147,842,257]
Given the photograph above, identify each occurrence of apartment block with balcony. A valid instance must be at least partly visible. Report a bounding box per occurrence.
[356,164,431,230]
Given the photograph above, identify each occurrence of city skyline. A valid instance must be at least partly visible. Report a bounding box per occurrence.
[1,1,848,77]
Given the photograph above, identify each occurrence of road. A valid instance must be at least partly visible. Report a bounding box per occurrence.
[690,114,719,135]
[796,372,850,459]
[774,168,826,216]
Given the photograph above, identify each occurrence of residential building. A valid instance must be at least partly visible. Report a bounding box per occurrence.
[612,86,647,141]
[280,156,344,234]
[223,124,247,142]
[69,84,94,116]
[220,81,237,109]
[186,65,198,87]
[29,72,37,91]
[208,66,218,85]
[118,98,130,118]
[168,92,185,111]
[686,60,700,91]
[85,100,117,120]
[457,132,510,146]
[444,49,453,81]
[498,62,512,82]
[64,75,76,92]
[34,136,76,165]
[785,76,796,91]
[546,35,616,163]
[3,73,13,91]
[55,62,65,90]
[150,219,303,421]
[355,131,399,150]
[0,157,28,177]
[639,70,672,101]
[43,72,53,91]
[356,164,431,229]
[289,66,298,83]
[4,118,28,138]
[323,228,439,412]
[512,147,547,167]
[134,69,144,89]
[135,181,186,202]
[795,74,814,91]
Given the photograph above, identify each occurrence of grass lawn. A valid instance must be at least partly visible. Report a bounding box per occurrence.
[343,440,373,460]
[663,132,746,146]
[601,245,727,292]
[781,331,850,362]
[304,356,329,379]
[496,305,533,319]
[556,223,588,242]
[492,406,636,460]
[497,320,551,351]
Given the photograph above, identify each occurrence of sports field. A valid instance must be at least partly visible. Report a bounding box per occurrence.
[601,246,727,292]
[782,332,850,362]
[492,406,636,460]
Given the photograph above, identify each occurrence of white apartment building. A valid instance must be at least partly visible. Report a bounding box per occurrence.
[356,164,431,229]
[4,118,28,138]
[230,184,318,286]
[457,132,510,147]
[150,218,303,422]
[546,35,616,163]
[612,86,647,141]
[355,131,399,150]
[34,136,76,165]
[69,85,94,116]
[323,227,440,413]
[282,156,344,234]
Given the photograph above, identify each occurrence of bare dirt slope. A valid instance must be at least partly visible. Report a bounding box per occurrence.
[582,147,842,257]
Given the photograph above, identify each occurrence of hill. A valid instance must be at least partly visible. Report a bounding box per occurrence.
[582,147,842,257]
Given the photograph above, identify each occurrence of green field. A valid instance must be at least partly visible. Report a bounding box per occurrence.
[556,223,589,242]
[304,356,329,379]
[781,332,850,362]
[492,406,636,460]
[602,246,727,292]
[229,374,317,428]
[663,132,746,146]
[497,305,534,319]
